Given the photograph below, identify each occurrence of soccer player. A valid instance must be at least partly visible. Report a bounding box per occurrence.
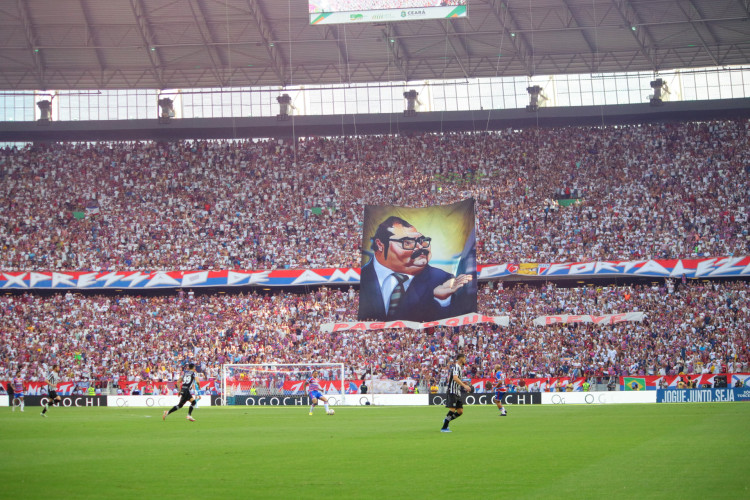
[163,363,200,422]
[41,365,62,417]
[492,364,508,417]
[12,371,25,412]
[440,353,472,433]
[305,370,331,415]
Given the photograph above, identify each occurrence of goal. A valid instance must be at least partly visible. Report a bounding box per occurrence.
[221,363,345,406]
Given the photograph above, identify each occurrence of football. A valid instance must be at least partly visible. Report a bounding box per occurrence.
[327,409,335,415]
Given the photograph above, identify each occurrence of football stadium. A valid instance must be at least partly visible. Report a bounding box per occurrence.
[1,1,749,498]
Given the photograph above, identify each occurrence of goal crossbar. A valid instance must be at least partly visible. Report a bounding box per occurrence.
[221,363,345,406]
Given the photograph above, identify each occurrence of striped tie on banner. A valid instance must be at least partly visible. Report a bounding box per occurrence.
[387,273,408,318]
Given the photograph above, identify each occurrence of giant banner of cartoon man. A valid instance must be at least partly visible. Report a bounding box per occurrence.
[358,199,477,322]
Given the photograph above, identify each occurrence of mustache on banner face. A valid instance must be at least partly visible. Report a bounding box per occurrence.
[410,248,430,260]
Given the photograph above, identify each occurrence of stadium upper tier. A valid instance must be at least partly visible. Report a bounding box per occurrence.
[1,280,747,384]
[1,119,748,272]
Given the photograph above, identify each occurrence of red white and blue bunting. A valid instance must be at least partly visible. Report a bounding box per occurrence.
[1,256,747,290]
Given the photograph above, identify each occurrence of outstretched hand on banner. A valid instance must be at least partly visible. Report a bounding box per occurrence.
[433,274,473,300]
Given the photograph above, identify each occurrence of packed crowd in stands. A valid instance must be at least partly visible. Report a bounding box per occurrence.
[1,280,747,387]
[1,119,748,273]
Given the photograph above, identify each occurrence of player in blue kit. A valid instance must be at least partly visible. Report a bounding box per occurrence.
[305,371,332,415]
[492,364,508,417]
[12,372,25,412]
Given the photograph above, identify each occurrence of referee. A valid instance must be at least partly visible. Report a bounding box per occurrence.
[440,353,472,433]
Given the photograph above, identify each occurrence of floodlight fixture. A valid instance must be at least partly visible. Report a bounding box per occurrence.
[158,97,175,123]
[36,99,52,124]
[649,78,668,107]
[277,93,293,120]
[526,85,546,112]
[403,90,420,117]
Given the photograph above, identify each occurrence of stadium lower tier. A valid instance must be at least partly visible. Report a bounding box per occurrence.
[1,280,747,384]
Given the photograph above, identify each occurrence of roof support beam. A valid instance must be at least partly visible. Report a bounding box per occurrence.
[438,19,470,79]
[324,25,352,83]
[128,0,165,88]
[245,0,288,86]
[609,0,659,71]
[80,0,106,74]
[487,0,535,76]
[186,0,226,85]
[678,0,720,66]
[383,24,409,81]
[16,0,45,89]
[560,0,598,72]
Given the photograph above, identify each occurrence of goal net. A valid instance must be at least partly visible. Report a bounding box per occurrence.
[221,363,345,406]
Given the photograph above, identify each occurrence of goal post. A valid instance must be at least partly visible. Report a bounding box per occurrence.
[221,363,345,406]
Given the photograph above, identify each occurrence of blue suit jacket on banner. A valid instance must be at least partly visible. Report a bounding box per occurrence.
[358,259,457,322]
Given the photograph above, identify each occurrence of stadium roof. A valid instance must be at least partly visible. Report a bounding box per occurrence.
[0,0,748,90]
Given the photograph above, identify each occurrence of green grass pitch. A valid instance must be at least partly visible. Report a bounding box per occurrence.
[1,403,747,499]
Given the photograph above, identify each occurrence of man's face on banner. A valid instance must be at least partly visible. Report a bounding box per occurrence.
[376,222,431,275]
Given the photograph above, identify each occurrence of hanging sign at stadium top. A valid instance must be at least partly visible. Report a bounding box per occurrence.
[309,2,467,26]
[0,256,748,290]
